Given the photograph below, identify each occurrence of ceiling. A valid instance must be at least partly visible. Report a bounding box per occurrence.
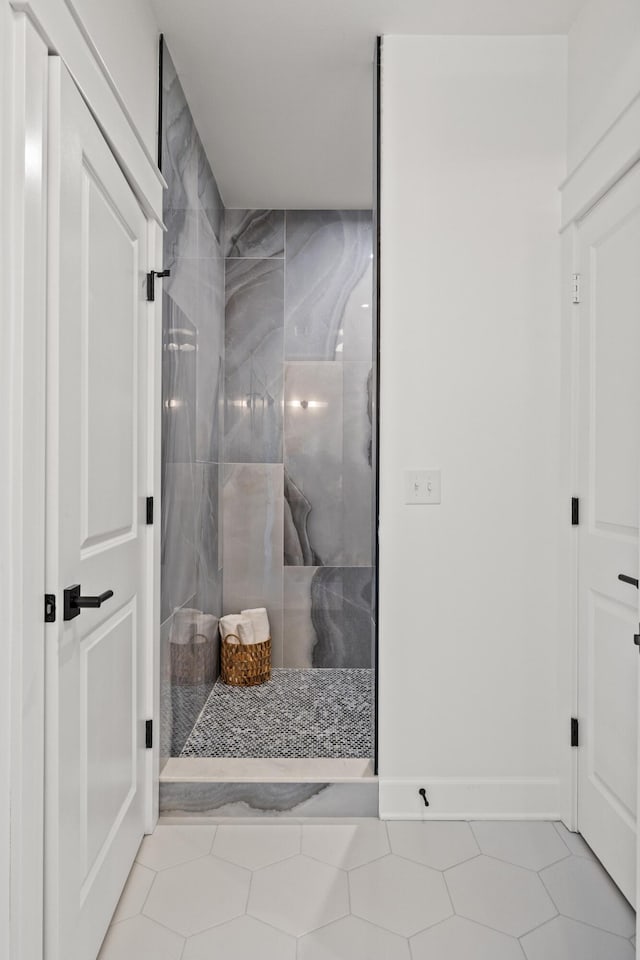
[150,0,587,209]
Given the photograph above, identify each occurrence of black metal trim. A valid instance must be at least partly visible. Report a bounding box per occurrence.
[571,497,579,526]
[146,269,170,302]
[571,717,579,747]
[146,496,154,525]
[63,584,114,620]
[157,35,164,171]
[45,594,56,623]
[373,36,382,776]
[145,719,153,749]
[618,573,639,589]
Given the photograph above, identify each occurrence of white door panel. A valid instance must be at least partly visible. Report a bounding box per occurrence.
[577,162,640,906]
[46,58,150,960]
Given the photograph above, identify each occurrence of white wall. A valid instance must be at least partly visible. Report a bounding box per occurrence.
[567,0,640,172]
[0,8,13,953]
[379,35,567,818]
[70,0,159,156]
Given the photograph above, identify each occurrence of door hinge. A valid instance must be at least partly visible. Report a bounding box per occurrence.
[145,719,153,749]
[571,717,579,747]
[146,496,154,525]
[44,593,56,623]
[571,273,581,304]
[146,268,170,302]
[571,497,579,526]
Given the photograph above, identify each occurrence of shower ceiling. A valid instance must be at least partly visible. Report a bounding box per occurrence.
[150,0,586,209]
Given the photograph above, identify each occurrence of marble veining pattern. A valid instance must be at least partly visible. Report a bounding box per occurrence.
[162,292,196,467]
[283,567,375,668]
[285,210,373,360]
[161,462,197,624]
[195,254,224,464]
[159,781,379,818]
[161,51,223,266]
[311,568,375,668]
[180,669,374,759]
[225,209,285,258]
[224,258,284,464]
[284,362,373,567]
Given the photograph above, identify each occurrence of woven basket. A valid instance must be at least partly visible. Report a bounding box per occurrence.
[171,639,216,686]
[221,636,271,686]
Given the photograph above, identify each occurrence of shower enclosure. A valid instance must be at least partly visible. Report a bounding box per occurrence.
[159,39,378,814]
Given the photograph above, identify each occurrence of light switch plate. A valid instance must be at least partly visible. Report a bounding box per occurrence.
[405,469,441,504]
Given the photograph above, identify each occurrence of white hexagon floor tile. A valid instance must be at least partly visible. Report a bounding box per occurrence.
[521,915,635,960]
[299,915,411,960]
[136,825,216,871]
[301,820,389,870]
[248,855,348,936]
[540,856,635,937]
[387,820,479,870]
[411,915,524,960]
[470,820,570,871]
[111,862,155,923]
[446,855,556,937]
[552,822,596,860]
[350,854,452,936]
[98,915,184,960]
[212,823,300,869]
[143,855,250,936]
[183,915,296,960]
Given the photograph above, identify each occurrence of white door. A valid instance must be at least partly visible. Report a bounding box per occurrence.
[45,59,151,960]
[577,161,640,905]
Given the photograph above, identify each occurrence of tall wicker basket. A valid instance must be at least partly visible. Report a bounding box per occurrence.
[220,636,271,686]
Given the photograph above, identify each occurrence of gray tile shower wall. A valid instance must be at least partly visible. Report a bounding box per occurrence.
[222,463,285,666]
[283,568,375,669]
[222,209,375,670]
[284,210,373,361]
[283,361,373,567]
[224,257,284,463]
[161,45,225,764]
[224,209,285,259]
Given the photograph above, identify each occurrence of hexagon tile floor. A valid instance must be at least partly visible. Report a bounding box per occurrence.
[98,819,636,960]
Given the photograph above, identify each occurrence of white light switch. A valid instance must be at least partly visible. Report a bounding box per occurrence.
[405,470,441,504]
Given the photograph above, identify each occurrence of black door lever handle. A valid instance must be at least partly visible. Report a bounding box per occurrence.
[63,584,114,620]
[618,574,639,589]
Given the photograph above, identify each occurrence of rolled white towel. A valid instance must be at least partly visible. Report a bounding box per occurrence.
[193,613,219,645]
[241,607,271,644]
[220,614,255,645]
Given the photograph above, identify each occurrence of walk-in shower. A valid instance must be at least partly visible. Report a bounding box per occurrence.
[159,38,377,814]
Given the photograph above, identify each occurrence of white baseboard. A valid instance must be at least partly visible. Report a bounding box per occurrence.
[379,777,561,820]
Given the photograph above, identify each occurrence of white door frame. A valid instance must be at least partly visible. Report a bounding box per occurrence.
[559,86,640,913]
[1,2,164,958]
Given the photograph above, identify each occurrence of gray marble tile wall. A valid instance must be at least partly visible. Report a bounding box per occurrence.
[222,463,285,666]
[161,45,225,763]
[222,209,375,671]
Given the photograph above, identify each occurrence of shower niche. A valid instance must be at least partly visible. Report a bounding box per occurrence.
[159,40,378,817]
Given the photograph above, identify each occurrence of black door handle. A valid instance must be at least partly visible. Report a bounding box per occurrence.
[618,574,639,589]
[63,583,114,621]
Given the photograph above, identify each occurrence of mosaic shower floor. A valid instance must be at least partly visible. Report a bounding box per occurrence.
[179,668,374,759]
